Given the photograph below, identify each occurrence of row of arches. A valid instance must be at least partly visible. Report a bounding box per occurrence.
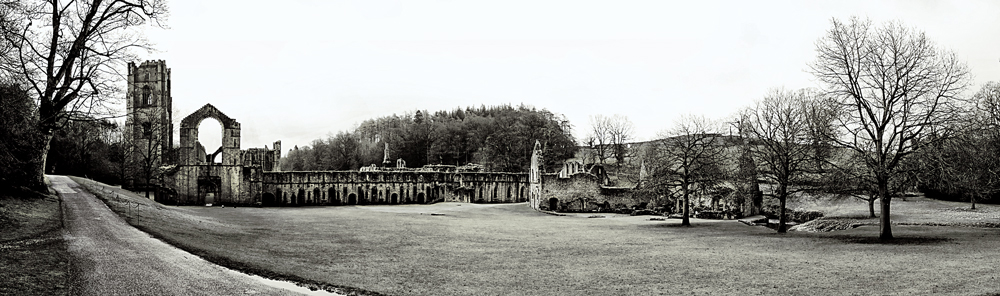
[261,184,443,206]
[456,183,527,203]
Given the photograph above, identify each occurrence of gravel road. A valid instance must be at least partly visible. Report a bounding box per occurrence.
[54,175,305,296]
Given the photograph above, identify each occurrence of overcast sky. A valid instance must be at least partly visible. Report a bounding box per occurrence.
[141,0,1000,153]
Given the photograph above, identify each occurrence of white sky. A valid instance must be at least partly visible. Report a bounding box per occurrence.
[142,0,1000,152]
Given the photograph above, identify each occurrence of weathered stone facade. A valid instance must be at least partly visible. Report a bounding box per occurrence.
[261,171,527,206]
[159,103,282,205]
[124,60,173,188]
[528,141,544,210]
[125,60,535,207]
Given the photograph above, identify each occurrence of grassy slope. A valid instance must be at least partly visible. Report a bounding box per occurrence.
[74,177,1000,296]
[0,185,70,296]
[791,193,1000,231]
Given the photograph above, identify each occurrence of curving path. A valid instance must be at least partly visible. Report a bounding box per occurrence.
[54,175,304,296]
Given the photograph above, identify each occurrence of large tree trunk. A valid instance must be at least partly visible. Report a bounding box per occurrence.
[971,194,976,210]
[868,197,876,218]
[681,183,691,226]
[778,195,787,233]
[878,179,893,240]
[29,131,54,192]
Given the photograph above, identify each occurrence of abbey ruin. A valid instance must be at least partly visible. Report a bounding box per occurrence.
[125,60,545,208]
[125,60,756,217]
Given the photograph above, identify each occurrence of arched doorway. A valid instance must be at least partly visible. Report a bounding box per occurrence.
[348,193,357,205]
[329,187,339,205]
[297,188,305,205]
[262,193,275,206]
[391,193,398,204]
[313,188,321,205]
[417,192,425,204]
[548,198,559,211]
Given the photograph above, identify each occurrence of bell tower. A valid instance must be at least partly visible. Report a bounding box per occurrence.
[125,60,173,188]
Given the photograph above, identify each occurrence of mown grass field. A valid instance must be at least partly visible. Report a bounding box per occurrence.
[74,177,1000,296]
[0,185,70,296]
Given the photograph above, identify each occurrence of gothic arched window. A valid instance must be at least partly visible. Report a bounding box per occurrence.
[142,86,152,106]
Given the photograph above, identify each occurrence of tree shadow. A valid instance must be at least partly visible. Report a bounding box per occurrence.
[641,222,722,229]
[836,236,952,245]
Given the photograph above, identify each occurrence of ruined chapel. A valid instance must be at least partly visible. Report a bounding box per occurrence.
[124,60,546,208]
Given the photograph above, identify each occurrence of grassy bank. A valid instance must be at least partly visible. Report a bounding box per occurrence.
[790,193,1000,231]
[73,177,1000,296]
[0,185,70,296]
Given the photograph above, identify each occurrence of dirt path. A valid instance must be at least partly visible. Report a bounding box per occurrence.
[53,175,304,296]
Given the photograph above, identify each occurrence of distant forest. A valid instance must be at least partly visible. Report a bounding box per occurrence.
[280,104,578,173]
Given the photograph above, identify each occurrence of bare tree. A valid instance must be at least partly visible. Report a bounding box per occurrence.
[731,119,760,218]
[607,114,635,165]
[977,82,1000,125]
[945,132,1000,210]
[916,82,1000,209]
[811,17,969,240]
[822,149,877,218]
[588,115,611,165]
[648,115,725,226]
[0,0,168,190]
[123,108,171,198]
[738,88,816,233]
[967,82,1000,208]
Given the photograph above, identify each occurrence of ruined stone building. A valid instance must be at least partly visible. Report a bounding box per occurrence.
[123,60,757,218]
[126,60,539,207]
[124,60,174,189]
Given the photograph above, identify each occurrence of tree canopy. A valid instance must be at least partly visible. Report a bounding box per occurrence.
[282,104,578,173]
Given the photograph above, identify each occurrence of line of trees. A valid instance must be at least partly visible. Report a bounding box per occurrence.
[913,82,1000,209]
[1,81,128,187]
[282,104,578,173]
[586,114,635,166]
[631,17,976,240]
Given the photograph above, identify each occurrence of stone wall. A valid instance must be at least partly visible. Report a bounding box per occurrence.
[163,165,246,205]
[260,171,528,206]
[539,173,647,212]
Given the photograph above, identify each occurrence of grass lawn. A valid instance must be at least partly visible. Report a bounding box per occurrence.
[74,177,1000,296]
[0,184,70,296]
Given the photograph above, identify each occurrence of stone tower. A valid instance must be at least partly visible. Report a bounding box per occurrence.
[125,60,173,188]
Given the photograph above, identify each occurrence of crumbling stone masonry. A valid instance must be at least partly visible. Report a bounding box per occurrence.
[124,60,173,189]
[127,60,535,207]
[261,171,527,206]
[160,103,282,205]
[528,141,544,210]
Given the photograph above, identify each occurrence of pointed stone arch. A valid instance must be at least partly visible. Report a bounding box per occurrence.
[178,104,241,166]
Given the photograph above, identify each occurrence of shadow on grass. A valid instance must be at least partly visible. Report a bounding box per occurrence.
[639,222,727,229]
[821,215,877,220]
[837,236,952,245]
